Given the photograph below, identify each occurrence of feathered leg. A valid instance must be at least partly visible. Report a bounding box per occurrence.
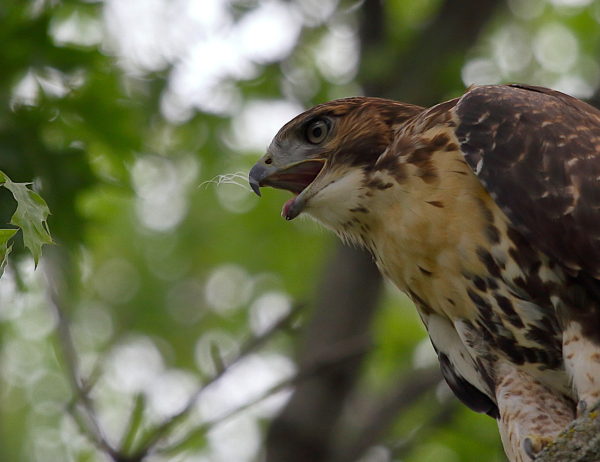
[495,364,574,462]
[563,321,600,416]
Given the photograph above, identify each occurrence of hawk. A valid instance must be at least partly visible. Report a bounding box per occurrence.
[248,84,600,462]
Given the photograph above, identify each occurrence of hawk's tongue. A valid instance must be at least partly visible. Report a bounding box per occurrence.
[282,196,299,220]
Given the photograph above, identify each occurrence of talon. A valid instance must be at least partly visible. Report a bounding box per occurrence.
[590,399,600,413]
[578,399,588,416]
[523,435,553,460]
[523,437,536,460]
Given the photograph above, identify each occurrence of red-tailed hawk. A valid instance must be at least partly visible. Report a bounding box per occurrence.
[248,84,600,462]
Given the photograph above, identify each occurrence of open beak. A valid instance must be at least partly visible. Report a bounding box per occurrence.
[249,157,325,220]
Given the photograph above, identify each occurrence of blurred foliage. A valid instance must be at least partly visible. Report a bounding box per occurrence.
[1,1,600,461]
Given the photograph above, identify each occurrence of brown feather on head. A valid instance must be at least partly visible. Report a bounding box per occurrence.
[248,97,422,220]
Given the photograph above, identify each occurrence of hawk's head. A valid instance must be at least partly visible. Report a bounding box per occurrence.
[249,97,422,227]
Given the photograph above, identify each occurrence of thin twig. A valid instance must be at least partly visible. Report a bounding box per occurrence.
[129,303,306,459]
[156,332,372,456]
[333,366,442,462]
[44,257,121,460]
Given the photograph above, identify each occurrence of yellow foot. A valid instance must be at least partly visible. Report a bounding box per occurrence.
[523,435,554,460]
[577,398,600,417]
[588,398,600,414]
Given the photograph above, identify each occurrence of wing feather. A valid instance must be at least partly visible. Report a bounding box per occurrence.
[455,84,600,278]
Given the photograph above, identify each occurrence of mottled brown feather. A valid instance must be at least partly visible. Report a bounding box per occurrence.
[455,84,600,279]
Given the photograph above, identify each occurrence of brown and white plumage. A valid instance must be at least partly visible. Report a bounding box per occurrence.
[249,84,600,462]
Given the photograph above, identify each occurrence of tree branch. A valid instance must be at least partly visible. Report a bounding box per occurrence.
[44,249,120,461]
[45,243,308,462]
[158,332,371,457]
[333,366,443,462]
[360,0,503,105]
[130,302,305,460]
[536,412,600,462]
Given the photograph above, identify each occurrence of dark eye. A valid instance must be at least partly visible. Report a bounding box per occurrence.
[305,119,329,144]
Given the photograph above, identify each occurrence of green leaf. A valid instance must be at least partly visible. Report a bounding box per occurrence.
[0,229,17,278]
[0,171,53,265]
[0,228,17,248]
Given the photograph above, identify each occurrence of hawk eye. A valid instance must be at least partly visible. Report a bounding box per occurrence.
[305,119,329,144]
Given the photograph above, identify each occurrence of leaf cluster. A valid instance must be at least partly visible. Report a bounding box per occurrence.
[0,170,52,272]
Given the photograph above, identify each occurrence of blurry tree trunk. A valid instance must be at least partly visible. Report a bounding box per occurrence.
[264,1,501,461]
[361,0,501,104]
[264,245,382,462]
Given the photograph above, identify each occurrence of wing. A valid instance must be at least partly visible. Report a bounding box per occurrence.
[426,314,499,418]
[437,351,499,418]
[455,84,600,278]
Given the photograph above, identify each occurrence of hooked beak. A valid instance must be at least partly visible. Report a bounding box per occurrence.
[248,156,325,220]
[249,169,263,197]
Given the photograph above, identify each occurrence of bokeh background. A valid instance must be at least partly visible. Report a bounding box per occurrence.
[2,0,600,461]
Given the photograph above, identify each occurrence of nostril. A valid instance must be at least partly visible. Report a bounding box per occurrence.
[265,157,273,165]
